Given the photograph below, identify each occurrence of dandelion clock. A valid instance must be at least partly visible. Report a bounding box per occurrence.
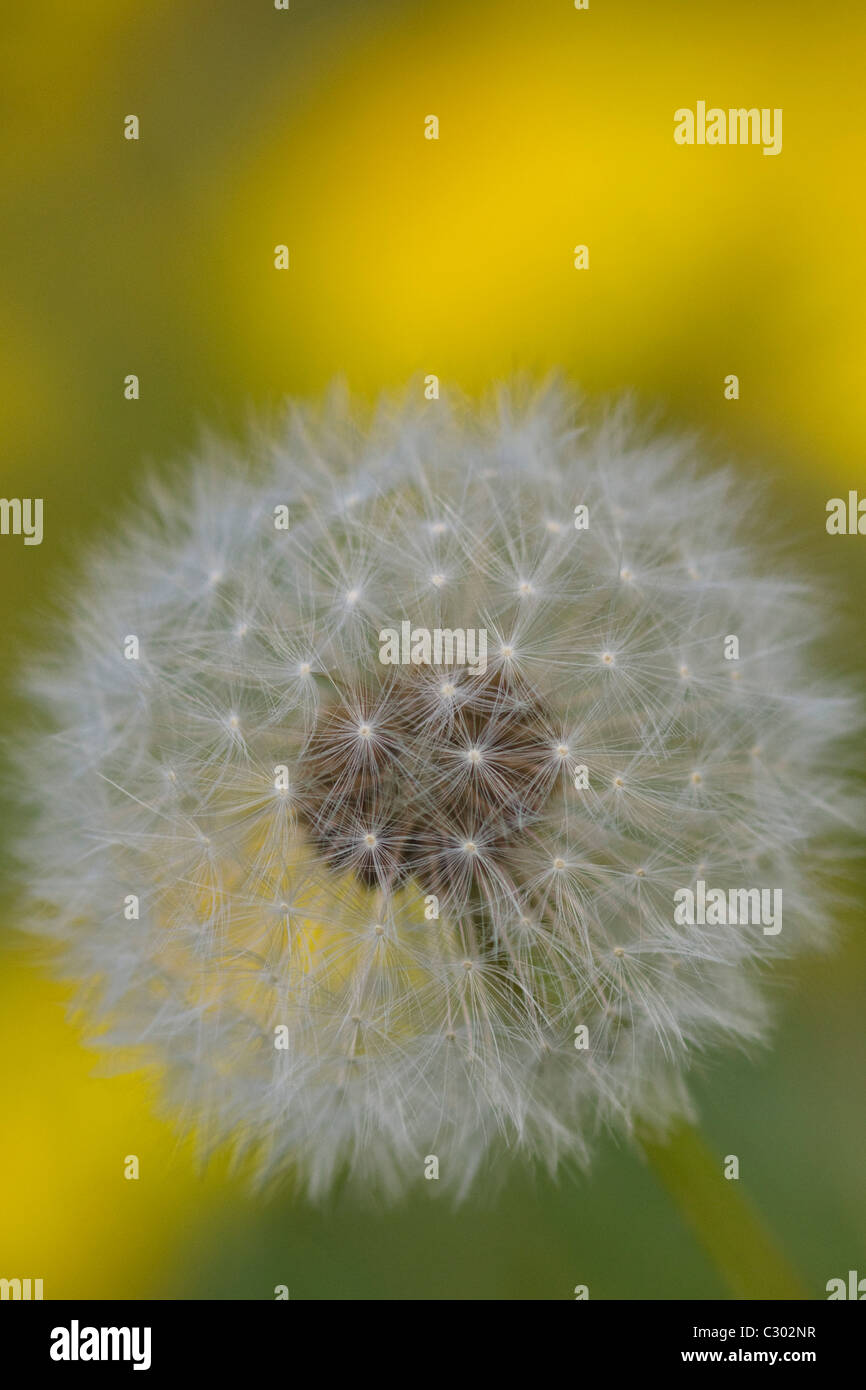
[15,382,858,1277]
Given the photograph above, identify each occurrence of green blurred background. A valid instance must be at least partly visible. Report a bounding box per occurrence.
[1,0,864,1299]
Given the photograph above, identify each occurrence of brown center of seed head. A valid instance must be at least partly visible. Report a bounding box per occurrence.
[298,667,555,894]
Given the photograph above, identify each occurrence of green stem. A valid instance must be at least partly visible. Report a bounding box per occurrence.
[641,1122,809,1300]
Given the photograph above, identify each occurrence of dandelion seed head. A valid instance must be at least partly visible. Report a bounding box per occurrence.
[13,381,860,1201]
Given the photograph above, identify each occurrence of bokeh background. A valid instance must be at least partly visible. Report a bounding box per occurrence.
[1,0,864,1299]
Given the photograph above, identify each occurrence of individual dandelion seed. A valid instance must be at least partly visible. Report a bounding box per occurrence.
[13,379,860,1204]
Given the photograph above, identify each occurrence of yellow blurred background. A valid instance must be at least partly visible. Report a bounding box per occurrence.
[1,0,864,1298]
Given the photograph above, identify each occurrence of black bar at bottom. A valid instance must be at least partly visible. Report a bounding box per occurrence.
[0,1298,860,1373]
